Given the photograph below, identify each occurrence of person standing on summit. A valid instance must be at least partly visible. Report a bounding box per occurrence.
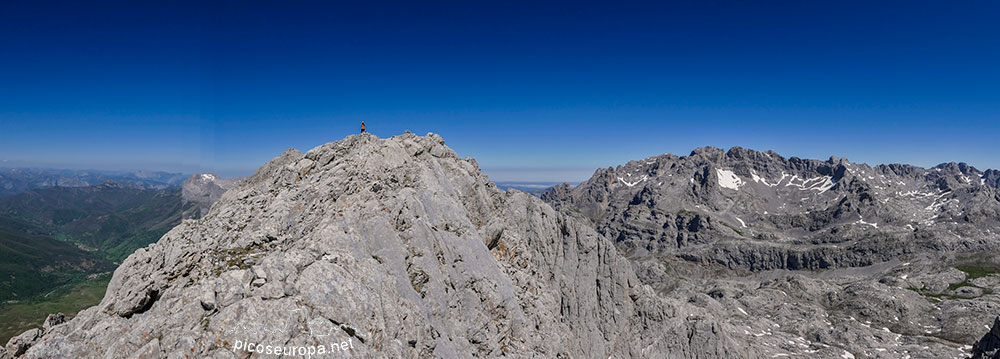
[360,121,366,133]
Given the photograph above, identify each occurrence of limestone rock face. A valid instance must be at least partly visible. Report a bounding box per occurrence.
[18,133,765,358]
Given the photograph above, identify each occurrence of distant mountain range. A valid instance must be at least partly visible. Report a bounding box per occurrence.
[0,168,189,197]
[494,181,573,195]
[542,146,1000,271]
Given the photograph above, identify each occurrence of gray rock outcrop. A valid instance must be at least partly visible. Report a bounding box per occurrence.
[3,313,69,357]
[4,329,40,357]
[42,313,66,332]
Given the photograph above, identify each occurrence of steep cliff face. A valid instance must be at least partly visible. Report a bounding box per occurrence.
[14,133,761,358]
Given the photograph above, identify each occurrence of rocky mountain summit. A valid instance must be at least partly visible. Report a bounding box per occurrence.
[5,136,998,359]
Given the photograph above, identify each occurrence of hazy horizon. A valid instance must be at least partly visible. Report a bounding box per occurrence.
[5,138,1000,183]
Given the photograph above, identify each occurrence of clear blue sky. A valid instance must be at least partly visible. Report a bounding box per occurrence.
[1,1,997,182]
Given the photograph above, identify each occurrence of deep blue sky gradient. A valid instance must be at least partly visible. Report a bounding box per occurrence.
[1,1,998,181]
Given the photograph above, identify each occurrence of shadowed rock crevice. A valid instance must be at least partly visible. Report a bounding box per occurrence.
[972,316,1000,359]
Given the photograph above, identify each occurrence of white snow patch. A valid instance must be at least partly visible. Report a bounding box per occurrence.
[618,175,648,187]
[841,350,855,359]
[738,307,748,316]
[735,217,747,228]
[856,217,878,228]
[716,168,744,190]
[800,175,836,193]
[200,173,216,181]
[814,177,836,193]
[750,170,777,187]
[777,173,836,193]
[784,174,800,187]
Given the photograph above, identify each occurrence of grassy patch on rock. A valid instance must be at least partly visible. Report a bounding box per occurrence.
[955,265,999,281]
[909,265,998,301]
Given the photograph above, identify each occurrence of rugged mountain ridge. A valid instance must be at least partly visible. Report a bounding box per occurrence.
[8,133,772,358]
[543,146,1000,271]
[542,145,1000,358]
[0,168,187,197]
